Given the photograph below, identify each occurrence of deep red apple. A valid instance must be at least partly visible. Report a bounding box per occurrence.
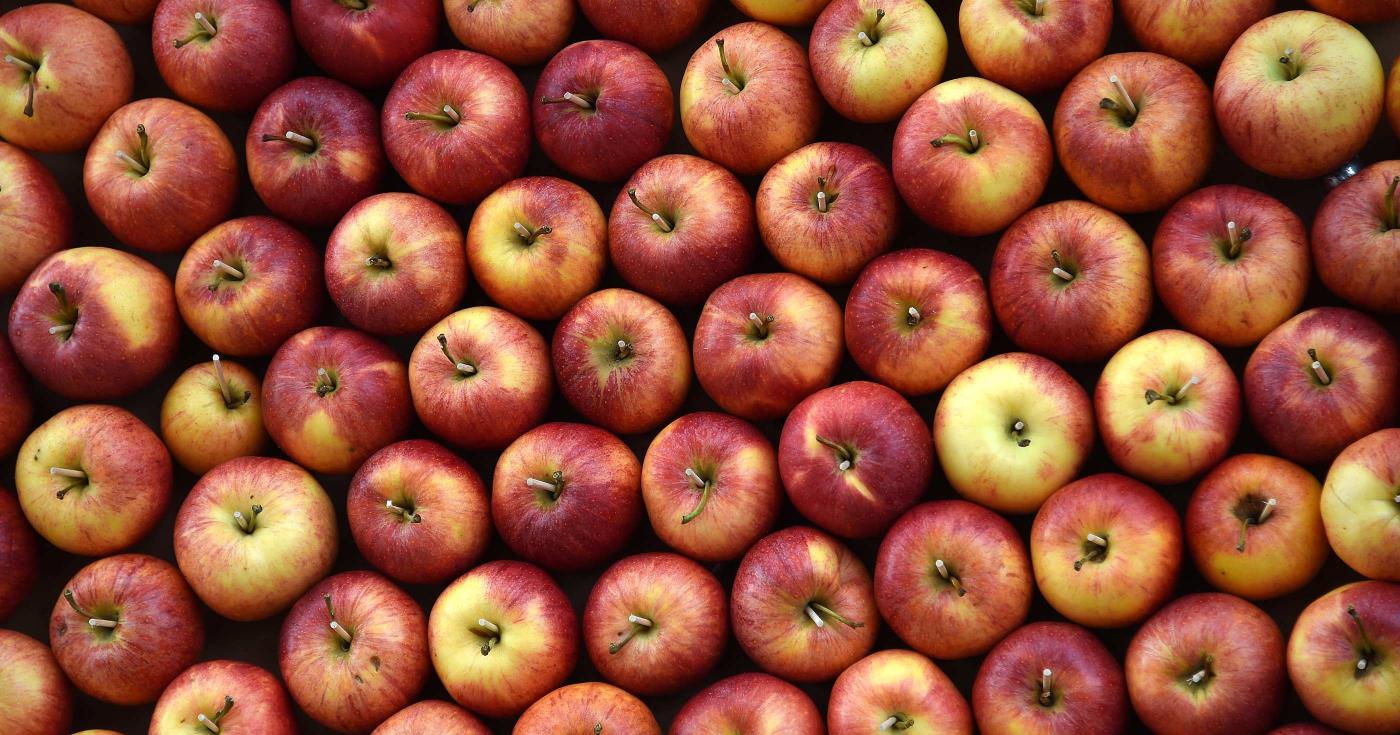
[1312,160,1400,314]
[0,489,37,621]
[290,0,440,89]
[973,621,1129,735]
[149,660,296,735]
[151,0,295,113]
[0,141,70,293]
[579,0,711,54]
[0,334,31,458]
[670,672,823,734]
[1287,581,1400,734]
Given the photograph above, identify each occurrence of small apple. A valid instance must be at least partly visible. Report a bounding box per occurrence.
[444,0,573,66]
[514,682,660,735]
[828,649,973,735]
[959,0,1112,95]
[0,630,71,735]
[151,0,295,113]
[75,0,159,24]
[671,672,823,734]
[1320,429,1400,582]
[1287,581,1400,734]
[730,0,832,25]
[1312,160,1400,314]
[809,0,948,123]
[0,489,37,621]
[290,0,440,89]
[150,660,297,735]
[1119,0,1275,68]
[373,700,489,735]
[0,334,32,458]
[973,621,1129,735]
[160,355,268,475]
[578,0,711,54]
[1306,0,1400,24]
[0,141,70,293]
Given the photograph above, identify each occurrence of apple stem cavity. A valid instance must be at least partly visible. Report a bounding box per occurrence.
[232,504,263,534]
[1224,221,1254,259]
[1383,176,1399,231]
[336,0,368,9]
[3,54,37,117]
[748,311,775,338]
[541,92,595,109]
[386,499,422,523]
[932,129,980,154]
[857,9,885,46]
[1074,534,1108,571]
[197,696,234,734]
[471,619,501,655]
[616,340,634,359]
[1010,420,1031,447]
[715,39,746,92]
[436,334,477,377]
[1184,655,1214,687]
[260,130,318,154]
[212,259,245,280]
[1307,348,1331,386]
[526,471,565,500]
[814,434,855,472]
[934,559,968,596]
[1050,250,1074,281]
[808,601,866,628]
[512,221,552,245]
[315,367,338,396]
[63,589,117,628]
[1279,48,1300,81]
[627,188,674,232]
[680,468,713,524]
[906,306,922,326]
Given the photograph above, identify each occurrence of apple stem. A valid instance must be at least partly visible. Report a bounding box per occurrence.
[315,367,338,396]
[814,172,839,212]
[337,0,368,9]
[233,505,263,534]
[4,55,37,117]
[880,716,897,731]
[609,615,654,654]
[513,221,553,245]
[814,434,854,472]
[932,129,980,153]
[1086,533,1107,547]
[1010,420,1031,447]
[1073,535,1108,571]
[1184,655,1213,687]
[212,259,245,280]
[1050,250,1074,281]
[858,31,874,46]
[1347,605,1377,663]
[1174,375,1200,401]
[934,559,968,596]
[526,471,565,500]
[404,104,462,126]
[477,618,500,634]
[816,190,829,212]
[1035,0,1045,13]
[323,593,353,644]
[616,339,633,359]
[385,499,422,523]
[541,92,595,109]
[1307,348,1331,386]
[748,311,775,338]
[1040,668,1054,704]
[1383,176,1399,231]
[1256,497,1277,523]
[115,150,148,176]
[1104,75,1139,120]
[197,696,234,733]
[1224,221,1253,259]
[858,8,885,46]
[1279,48,1299,81]
[471,619,501,655]
[212,354,235,406]
[436,334,477,377]
[3,54,35,73]
[809,601,866,629]
[63,589,118,628]
[172,13,219,47]
[906,306,922,326]
[441,104,461,123]
[715,39,745,92]
[50,466,87,480]
[804,605,825,628]
[260,130,317,154]
[680,469,713,524]
[627,188,674,232]
[193,11,218,36]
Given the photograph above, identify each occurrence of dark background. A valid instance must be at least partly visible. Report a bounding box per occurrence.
[4,0,1400,732]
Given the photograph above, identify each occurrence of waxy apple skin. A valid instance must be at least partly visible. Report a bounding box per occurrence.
[373,700,489,735]
[0,489,37,621]
[1306,0,1400,25]
[1320,429,1400,581]
[0,629,72,735]
[1120,0,1275,68]
[671,672,823,734]
[1312,160,1400,314]
[445,0,574,66]
[151,0,295,113]
[75,0,159,25]
[515,682,661,735]
[959,0,1112,95]
[160,357,268,475]
[0,334,32,458]
[973,621,1129,735]
[291,0,440,90]
[0,142,71,293]
[828,648,973,735]
[149,660,297,735]
[578,0,711,54]
[809,0,949,124]
[1287,581,1400,734]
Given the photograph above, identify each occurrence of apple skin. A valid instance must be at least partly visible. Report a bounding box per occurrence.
[1152,184,1310,348]
[989,200,1153,364]
[325,192,467,336]
[875,500,1032,660]
[290,0,440,89]
[732,526,879,682]
[1243,307,1400,465]
[610,154,757,306]
[553,288,691,435]
[973,621,1129,735]
[492,422,643,571]
[467,176,607,320]
[0,630,72,735]
[263,326,412,474]
[809,0,948,124]
[1126,592,1285,735]
[1312,160,1400,314]
[828,649,973,735]
[247,76,385,227]
[1306,0,1400,23]
[445,0,573,66]
[933,352,1095,514]
[347,439,492,586]
[892,77,1052,237]
[173,456,338,622]
[373,700,489,735]
[0,489,37,621]
[959,0,1112,96]
[149,660,297,735]
[640,411,782,563]
[845,248,991,396]
[671,672,823,734]
[1320,429,1400,581]
[50,554,204,706]
[151,0,295,113]
[679,22,822,176]
[1187,454,1328,599]
[0,334,32,457]
[1215,10,1384,180]
[16,404,172,557]
[381,50,530,205]
[75,0,158,24]
[1266,725,1343,735]
[515,682,661,735]
[0,4,133,153]
[533,40,674,183]
[160,357,268,475]
[175,216,324,357]
[408,306,553,451]
[10,246,179,400]
[730,0,832,25]
[1390,54,1400,139]
[578,0,711,54]
[0,142,70,293]
[428,560,579,718]
[1030,474,1184,629]
[1120,0,1275,68]
[694,272,843,421]
[1287,581,1400,734]
[583,552,729,696]
[280,571,429,733]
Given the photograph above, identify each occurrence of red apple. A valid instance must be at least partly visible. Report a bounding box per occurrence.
[578,0,711,54]
[0,630,71,735]
[290,0,440,89]
[151,0,295,113]
[150,660,296,735]
[0,141,70,293]
[1320,429,1400,582]
[828,649,973,735]
[74,0,159,24]
[0,488,37,621]
[1390,52,1400,139]
[160,355,268,475]
[1307,0,1400,22]
[959,0,1112,95]
[0,334,32,458]
[373,700,489,735]
[974,621,1129,735]
[1120,0,1275,68]
[808,0,949,124]
[514,682,660,735]
[1287,581,1400,734]
[444,0,573,66]
[672,673,821,734]
[1267,725,1343,735]
[1312,160,1400,314]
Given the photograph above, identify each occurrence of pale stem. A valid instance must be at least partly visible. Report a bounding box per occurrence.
[816,190,828,212]
[1013,421,1026,432]
[115,150,148,175]
[50,467,87,480]
[1035,0,1044,13]
[513,222,532,239]
[4,54,35,72]
[330,620,353,644]
[455,362,476,375]
[283,130,315,147]
[442,104,461,123]
[48,324,73,335]
[1109,75,1138,117]
[967,129,979,148]
[838,459,852,471]
[385,499,421,523]
[628,188,673,231]
[525,477,558,493]
[1174,375,1200,401]
[1087,533,1108,547]
[721,77,740,94]
[1279,48,1298,79]
[684,468,706,489]
[907,306,921,325]
[197,714,220,734]
[628,614,653,627]
[1051,250,1074,281]
[89,618,117,628]
[194,11,217,35]
[616,340,633,359]
[1187,669,1207,685]
[562,92,592,109]
[1358,658,1368,670]
[880,717,898,731]
[1040,668,1053,702]
[804,605,825,628]
[1308,348,1331,385]
[935,559,950,578]
[212,354,233,405]
[212,259,244,279]
[477,619,500,633]
[233,511,250,532]
[1227,221,1240,250]
[1257,498,1277,523]
[651,212,673,232]
[858,31,873,46]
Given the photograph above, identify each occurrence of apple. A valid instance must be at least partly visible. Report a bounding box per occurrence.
[755,142,898,285]
[0,489,37,621]
[325,192,467,336]
[1120,0,1275,68]
[1287,581,1400,734]
[1390,53,1400,139]
[933,352,1095,514]
[290,0,440,89]
[373,700,489,735]
[262,326,412,474]
[640,411,782,562]
[610,154,757,306]
[1187,453,1328,599]
[679,22,822,175]
[1244,307,1400,465]
[892,77,1052,237]
[84,98,238,253]
[845,248,991,396]
[0,630,71,735]
[1152,184,1310,347]
[0,141,70,292]
[694,272,842,420]
[16,404,171,556]
[553,288,691,434]
[1312,160,1400,314]
[515,682,660,735]
[533,40,673,182]
[444,0,573,66]
[1215,10,1385,179]
[174,216,324,357]
[75,0,158,24]
[50,554,203,705]
[875,500,1032,659]
[828,649,973,735]
[381,49,530,205]
[247,76,386,227]
[989,200,1153,364]
[466,176,607,320]
[280,571,429,733]
[9,246,179,400]
[428,560,578,718]
[0,3,133,153]
[174,456,338,622]
[973,621,1129,735]
[578,0,711,54]
[347,439,492,586]
[407,306,553,451]
[583,552,729,696]
[732,526,879,682]
[1126,593,1285,735]
[150,660,296,735]
[959,0,1112,95]
[730,0,832,25]
[809,0,948,123]
[151,0,295,113]
[0,334,32,458]
[1306,0,1400,23]
[1320,429,1400,582]
[160,355,268,475]
[671,672,823,734]
[492,422,643,571]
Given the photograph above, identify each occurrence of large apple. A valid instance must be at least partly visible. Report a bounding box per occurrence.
[577,0,710,54]
[0,334,31,458]
[160,355,267,475]
[828,649,973,735]
[0,141,70,293]
[1312,160,1400,314]
[1120,0,1275,68]
[444,0,573,66]
[1320,429,1400,582]
[151,0,295,113]
[670,672,823,734]
[290,0,439,89]
[149,660,296,735]
[973,621,1129,735]
[0,630,71,735]
[514,682,660,735]
[0,489,37,621]
[1287,581,1400,734]
[373,700,488,735]
[808,0,948,123]
[959,0,1112,95]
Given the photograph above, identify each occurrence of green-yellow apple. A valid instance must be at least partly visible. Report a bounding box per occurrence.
[1287,581,1400,734]
[151,0,295,113]
[828,649,973,734]
[1312,160,1400,314]
[0,629,71,735]
[514,682,660,735]
[671,672,823,734]
[730,0,831,24]
[160,356,267,475]
[0,141,70,292]
[1121,0,1274,68]
[444,0,573,66]
[808,0,947,123]
[959,0,1112,95]
[1320,429,1400,581]
[973,621,1129,735]
[577,0,711,54]
[0,489,37,621]
[373,700,488,735]
[150,660,296,735]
